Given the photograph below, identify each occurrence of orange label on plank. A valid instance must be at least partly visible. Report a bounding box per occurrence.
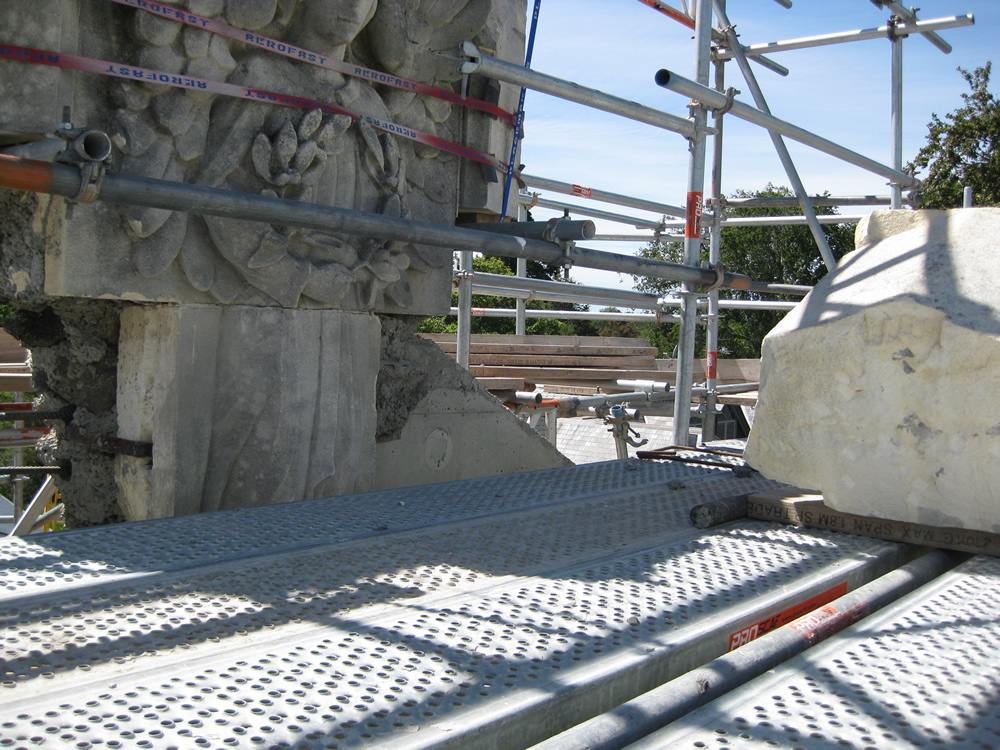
[728,582,848,651]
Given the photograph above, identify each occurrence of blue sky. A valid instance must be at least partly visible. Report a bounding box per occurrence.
[517,0,998,289]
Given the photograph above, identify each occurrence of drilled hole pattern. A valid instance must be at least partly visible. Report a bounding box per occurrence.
[641,555,1000,750]
[0,460,716,598]
[2,473,781,688]
[0,470,906,748]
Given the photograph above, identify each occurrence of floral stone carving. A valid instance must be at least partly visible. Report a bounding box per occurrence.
[4,0,507,314]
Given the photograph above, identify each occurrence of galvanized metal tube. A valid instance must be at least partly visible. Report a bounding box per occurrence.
[535,549,956,750]
[703,35,726,445]
[0,130,112,163]
[459,42,698,139]
[880,2,963,54]
[696,298,797,311]
[654,70,921,190]
[617,380,671,394]
[474,272,662,308]
[713,15,974,60]
[472,282,799,311]
[0,465,70,478]
[465,218,596,241]
[746,281,811,295]
[498,0,540,221]
[469,284,658,312]
[560,391,677,413]
[450,307,681,324]
[659,214,863,228]
[890,22,904,209]
[714,1,837,271]
[593,233,685,242]
[964,186,974,208]
[721,195,892,208]
[516,203,528,335]
[746,54,789,78]
[672,0,714,448]
[0,155,807,295]
[12,392,23,522]
[528,196,663,230]
[457,250,473,369]
[520,173,687,219]
[0,138,65,162]
[706,382,759,394]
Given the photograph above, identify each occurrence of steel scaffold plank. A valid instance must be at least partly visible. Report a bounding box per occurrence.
[0,463,924,748]
[627,554,1000,749]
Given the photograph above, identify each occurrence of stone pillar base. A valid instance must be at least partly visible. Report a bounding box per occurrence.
[116,304,379,519]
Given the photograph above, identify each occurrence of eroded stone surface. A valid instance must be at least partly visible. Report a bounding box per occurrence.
[1,0,518,313]
[1,0,532,523]
[745,208,1000,533]
[116,305,380,519]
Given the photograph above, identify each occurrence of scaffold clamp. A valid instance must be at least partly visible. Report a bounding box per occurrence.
[68,160,106,204]
[703,262,727,293]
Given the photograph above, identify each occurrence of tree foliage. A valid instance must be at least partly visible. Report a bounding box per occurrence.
[632,185,855,358]
[908,63,1000,209]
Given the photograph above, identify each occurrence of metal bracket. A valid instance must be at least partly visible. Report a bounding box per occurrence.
[458,40,482,74]
[702,262,726,293]
[69,160,106,204]
[557,241,576,269]
[52,111,112,204]
[64,423,153,458]
[716,87,741,116]
[690,86,739,116]
[886,15,900,40]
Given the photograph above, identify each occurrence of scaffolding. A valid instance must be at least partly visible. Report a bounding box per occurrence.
[452,0,974,446]
[0,0,976,451]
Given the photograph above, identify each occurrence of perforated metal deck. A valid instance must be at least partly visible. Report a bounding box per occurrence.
[628,554,1000,750]
[2,460,922,748]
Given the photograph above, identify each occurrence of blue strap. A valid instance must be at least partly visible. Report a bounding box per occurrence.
[499,0,542,222]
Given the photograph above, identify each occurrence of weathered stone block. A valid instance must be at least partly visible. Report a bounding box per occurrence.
[116,305,380,519]
[374,388,572,490]
[745,208,1000,533]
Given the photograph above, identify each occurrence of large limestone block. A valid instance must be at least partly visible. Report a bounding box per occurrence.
[117,305,379,519]
[745,208,1000,533]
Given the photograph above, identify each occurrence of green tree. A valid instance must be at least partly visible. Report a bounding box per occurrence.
[594,308,638,340]
[908,63,999,209]
[632,185,855,358]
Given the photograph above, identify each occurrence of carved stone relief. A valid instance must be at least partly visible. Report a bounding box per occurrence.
[3,0,511,314]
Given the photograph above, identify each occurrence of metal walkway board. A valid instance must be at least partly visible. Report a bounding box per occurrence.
[628,553,1000,750]
[1,460,920,748]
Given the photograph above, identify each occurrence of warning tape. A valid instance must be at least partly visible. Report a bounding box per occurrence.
[0,43,512,175]
[108,0,516,126]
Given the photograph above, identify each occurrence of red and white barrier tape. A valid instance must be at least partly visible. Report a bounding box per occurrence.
[108,0,516,126]
[0,43,512,175]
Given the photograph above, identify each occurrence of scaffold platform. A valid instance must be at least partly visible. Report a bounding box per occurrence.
[0,458,985,748]
[626,552,1000,749]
